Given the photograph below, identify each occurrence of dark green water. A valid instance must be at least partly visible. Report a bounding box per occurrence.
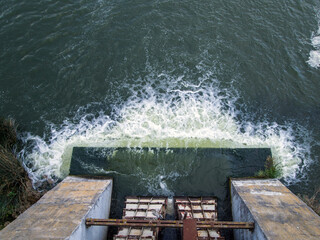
[70,147,271,239]
[70,147,271,217]
[1,0,320,196]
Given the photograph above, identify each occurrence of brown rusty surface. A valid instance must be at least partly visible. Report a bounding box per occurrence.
[175,196,218,221]
[183,219,198,240]
[175,197,224,239]
[114,196,167,239]
[86,218,254,229]
[232,179,320,240]
[0,176,112,240]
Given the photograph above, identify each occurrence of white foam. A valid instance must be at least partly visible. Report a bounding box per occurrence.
[20,74,312,187]
[312,36,320,46]
[308,11,320,68]
[307,50,320,68]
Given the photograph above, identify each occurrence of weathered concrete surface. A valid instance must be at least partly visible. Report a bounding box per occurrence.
[231,179,320,240]
[0,176,112,240]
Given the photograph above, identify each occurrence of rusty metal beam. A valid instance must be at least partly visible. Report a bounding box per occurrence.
[183,219,197,240]
[85,218,254,230]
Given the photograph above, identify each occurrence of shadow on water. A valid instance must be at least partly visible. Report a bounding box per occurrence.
[70,147,271,239]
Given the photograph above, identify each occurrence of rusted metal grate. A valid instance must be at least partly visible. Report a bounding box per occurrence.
[85,195,254,239]
[86,218,254,230]
[113,196,167,240]
[175,197,224,240]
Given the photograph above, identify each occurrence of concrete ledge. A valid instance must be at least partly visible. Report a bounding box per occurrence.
[0,176,113,240]
[231,179,320,240]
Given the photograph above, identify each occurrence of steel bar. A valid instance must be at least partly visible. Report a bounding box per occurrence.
[85,218,254,230]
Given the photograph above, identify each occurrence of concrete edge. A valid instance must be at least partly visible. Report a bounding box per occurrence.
[230,179,269,240]
[68,179,113,240]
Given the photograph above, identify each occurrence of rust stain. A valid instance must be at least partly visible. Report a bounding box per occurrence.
[183,219,198,240]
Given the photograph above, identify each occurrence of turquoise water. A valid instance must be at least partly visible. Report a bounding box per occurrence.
[1,0,320,195]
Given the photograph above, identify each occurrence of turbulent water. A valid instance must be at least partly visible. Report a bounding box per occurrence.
[1,0,320,195]
[308,9,320,67]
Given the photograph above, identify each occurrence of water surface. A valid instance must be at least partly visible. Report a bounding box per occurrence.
[0,0,320,196]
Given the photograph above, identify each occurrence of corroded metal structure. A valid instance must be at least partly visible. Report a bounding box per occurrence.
[174,197,224,239]
[86,196,254,239]
[113,196,167,239]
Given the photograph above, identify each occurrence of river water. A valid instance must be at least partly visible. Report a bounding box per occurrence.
[1,0,320,196]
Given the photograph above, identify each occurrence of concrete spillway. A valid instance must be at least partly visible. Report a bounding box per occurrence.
[0,176,112,240]
[1,176,320,239]
[231,179,320,240]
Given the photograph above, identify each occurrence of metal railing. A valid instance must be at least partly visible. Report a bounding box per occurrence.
[86,218,254,230]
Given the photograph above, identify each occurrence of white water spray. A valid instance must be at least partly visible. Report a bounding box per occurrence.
[308,10,320,68]
[21,76,311,186]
